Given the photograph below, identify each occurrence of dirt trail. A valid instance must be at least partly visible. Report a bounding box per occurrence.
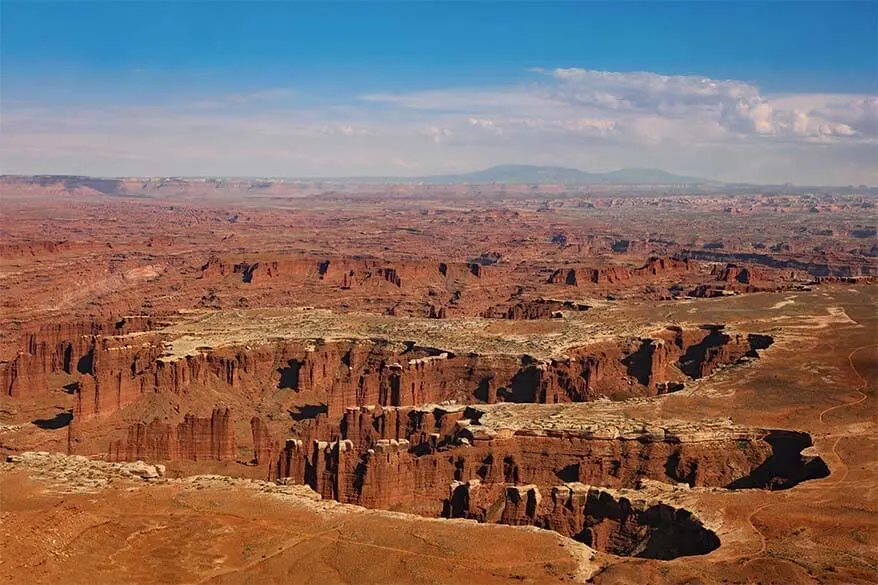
[818,344,875,425]
[741,342,876,567]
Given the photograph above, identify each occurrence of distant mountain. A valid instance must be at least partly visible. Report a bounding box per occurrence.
[598,167,716,185]
[1,165,721,189]
[418,164,718,185]
[424,165,596,184]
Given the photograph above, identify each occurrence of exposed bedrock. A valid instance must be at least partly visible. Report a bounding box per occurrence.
[725,430,830,489]
[479,299,590,320]
[200,254,693,291]
[0,316,157,398]
[713,263,776,285]
[201,255,496,288]
[547,256,690,286]
[673,325,773,379]
[264,405,829,515]
[679,249,878,277]
[9,315,823,560]
[107,407,235,462]
[2,319,773,424]
[255,406,824,558]
[448,482,720,559]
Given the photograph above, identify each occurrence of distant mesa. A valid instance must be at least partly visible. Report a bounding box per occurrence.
[419,164,718,186]
[1,165,716,188]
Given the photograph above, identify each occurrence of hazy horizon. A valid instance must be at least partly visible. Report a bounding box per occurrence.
[1,2,876,185]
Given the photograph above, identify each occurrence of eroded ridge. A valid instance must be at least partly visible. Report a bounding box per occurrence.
[0,310,832,562]
[448,481,720,560]
[253,404,827,558]
[269,405,828,500]
[3,312,771,419]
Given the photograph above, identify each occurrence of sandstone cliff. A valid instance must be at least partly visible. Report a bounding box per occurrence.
[107,407,235,462]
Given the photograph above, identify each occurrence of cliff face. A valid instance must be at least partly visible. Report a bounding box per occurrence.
[74,336,165,421]
[450,481,720,559]
[194,253,706,318]
[107,408,235,462]
[0,309,827,561]
[714,263,771,284]
[267,407,824,522]
[250,416,277,465]
[200,256,495,289]
[480,299,589,320]
[4,317,778,473]
[49,325,771,423]
[680,249,878,277]
[495,326,770,403]
[0,317,156,398]
[4,316,776,478]
[547,256,690,286]
[68,339,511,420]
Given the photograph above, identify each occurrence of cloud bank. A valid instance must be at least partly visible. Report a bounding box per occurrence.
[1,69,875,184]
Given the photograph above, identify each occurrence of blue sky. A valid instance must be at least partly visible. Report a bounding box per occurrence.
[2,1,877,183]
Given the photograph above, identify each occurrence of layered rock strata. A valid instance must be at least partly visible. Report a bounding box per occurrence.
[547,257,690,286]
[2,316,772,421]
[107,408,235,462]
[449,481,720,559]
[267,404,828,517]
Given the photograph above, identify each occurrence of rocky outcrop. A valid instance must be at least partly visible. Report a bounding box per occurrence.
[74,335,165,421]
[671,325,772,379]
[269,406,826,521]
[547,268,580,286]
[5,451,167,492]
[199,254,693,298]
[713,263,770,284]
[814,275,877,284]
[0,317,156,397]
[547,257,690,286]
[493,326,770,403]
[680,249,877,277]
[201,256,497,289]
[3,316,777,493]
[251,416,279,465]
[108,408,235,462]
[143,325,765,414]
[480,299,589,320]
[450,481,720,559]
[5,318,773,425]
[686,284,739,298]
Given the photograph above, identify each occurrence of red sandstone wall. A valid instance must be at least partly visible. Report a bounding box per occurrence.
[108,408,235,462]
[270,431,774,516]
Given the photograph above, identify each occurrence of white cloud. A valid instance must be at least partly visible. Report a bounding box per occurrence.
[468,117,503,134]
[539,67,757,110]
[531,68,871,143]
[814,96,878,136]
[1,70,875,184]
[421,125,453,144]
[315,123,371,137]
